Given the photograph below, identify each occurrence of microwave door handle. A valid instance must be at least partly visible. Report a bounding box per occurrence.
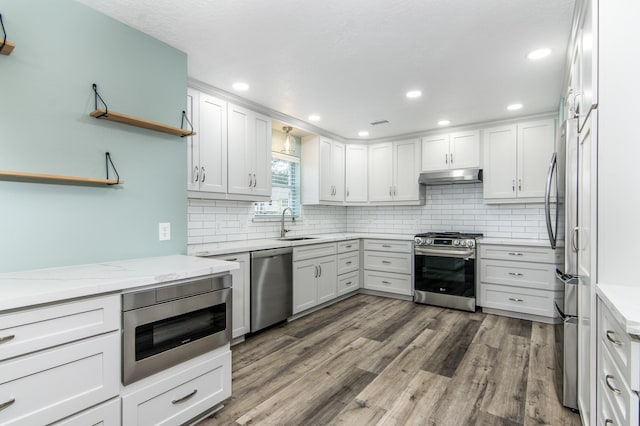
[545,152,558,249]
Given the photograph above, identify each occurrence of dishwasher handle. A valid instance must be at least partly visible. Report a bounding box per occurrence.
[251,247,293,259]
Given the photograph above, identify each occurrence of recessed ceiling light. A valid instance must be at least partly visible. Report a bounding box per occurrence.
[232,82,249,91]
[527,48,552,60]
[358,131,369,137]
[437,120,451,126]
[308,114,320,122]
[507,103,523,111]
[406,90,422,99]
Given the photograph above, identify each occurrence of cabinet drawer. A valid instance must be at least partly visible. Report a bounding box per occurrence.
[478,244,554,263]
[337,271,359,296]
[0,294,119,362]
[363,239,412,253]
[122,349,231,426]
[479,259,557,290]
[53,397,120,426]
[337,252,359,275]
[363,271,412,296]
[599,300,640,392]
[599,343,639,426]
[598,379,625,426]
[338,240,360,254]
[481,284,560,317]
[0,332,119,426]
[364,251,411,274]
[293,243,337,261]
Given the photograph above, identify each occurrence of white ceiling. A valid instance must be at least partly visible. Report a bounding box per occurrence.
[77,0,575,140]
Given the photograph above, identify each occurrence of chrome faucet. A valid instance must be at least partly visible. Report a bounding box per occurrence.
[280,207,295,238]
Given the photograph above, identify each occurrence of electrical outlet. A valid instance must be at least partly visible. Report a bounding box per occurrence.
[159,222,171,241]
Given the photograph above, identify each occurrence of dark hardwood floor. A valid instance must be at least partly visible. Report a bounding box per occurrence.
[203,294,581,425]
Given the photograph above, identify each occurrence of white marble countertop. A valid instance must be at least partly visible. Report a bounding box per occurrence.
[0,255,239,312]
[478,237,553,247]
[188,232,415,257]
[597,284,640,336]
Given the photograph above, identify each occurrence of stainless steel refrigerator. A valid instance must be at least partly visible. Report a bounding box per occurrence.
[546,117,579,411]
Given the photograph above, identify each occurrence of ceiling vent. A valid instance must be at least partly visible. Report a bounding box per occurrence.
[369,120,389,126]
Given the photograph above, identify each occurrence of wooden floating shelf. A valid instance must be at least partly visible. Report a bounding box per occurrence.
[0,40,15,55]
[90,109,196,137]
[0,170,123,186]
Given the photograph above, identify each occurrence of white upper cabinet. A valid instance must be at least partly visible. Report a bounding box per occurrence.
[369,139,423,204]
[483,119,555,202]
[301,136,345,204]
[577,0,598,132]
[345,144,368,203]
[186,89,227,194]
[421,130,479,172]
[227,103,272,199]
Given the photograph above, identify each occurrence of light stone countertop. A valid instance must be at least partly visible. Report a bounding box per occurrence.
[596,284,640,337]
[188,232,415,257]
[0,255,239,312]
[478,237,554,247]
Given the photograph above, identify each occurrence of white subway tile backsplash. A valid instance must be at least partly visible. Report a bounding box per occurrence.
[187,183,548,246]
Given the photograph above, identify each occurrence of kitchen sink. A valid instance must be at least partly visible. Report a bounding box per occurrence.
[277,237,317,241]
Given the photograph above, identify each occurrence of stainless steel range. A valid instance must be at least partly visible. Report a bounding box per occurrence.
[413,232,482,312]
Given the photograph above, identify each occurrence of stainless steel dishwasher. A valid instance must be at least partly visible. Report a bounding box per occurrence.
[250,247,293,332]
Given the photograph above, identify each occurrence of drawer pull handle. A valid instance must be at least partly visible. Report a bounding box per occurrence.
[224,258,238,262]
[345,245,352,248]
[606,330,623,346]
[605,420,614,426]
[605,375,621,394]
[508,298,524,302]
[172,389,198,404]
[508,252,524,256]
[0,398,15,412]
[508,272,524,277]
[382,245,392,248]
[346,261,352,265]
[382,260,392,264]
[346,281,353,286]
[382,281,391,285]
[0,335,15,344]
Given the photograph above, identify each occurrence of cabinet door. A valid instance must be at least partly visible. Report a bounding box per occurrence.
[577,112,597,424]
[578,0,597,132]
[421,134,450,171]
[252,113,272,197]
[227,104,252,195]
[483,125,517,199]
[319,138,334,201]
[517,119,555,198]
[368,143,394,201]
[212,253,250,339]
[331,142,345,201]
[450,130,480,169]
[186,89,199,192]
[393,139,421,201]
[316,256,337,305]
[293,259,318,314]
[198,93,228,193]
[345,144,368,202]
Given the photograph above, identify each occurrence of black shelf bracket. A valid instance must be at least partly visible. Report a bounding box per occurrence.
[180,110,194,137]
[93,83,109,118]
[0,13,7,52]
[105,152,120,185]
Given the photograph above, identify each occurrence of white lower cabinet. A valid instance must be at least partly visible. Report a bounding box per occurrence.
[337,271,360,296]
[0,332,120,425]
[53,398,120,426]
[121,348,232,426]
[209,252,250,339]
[293,254,337,314]
[362,239,413,297]
[478,242,561,321]
[597,298,640,426]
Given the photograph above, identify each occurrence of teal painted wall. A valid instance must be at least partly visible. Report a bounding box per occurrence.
[0,0,188,272]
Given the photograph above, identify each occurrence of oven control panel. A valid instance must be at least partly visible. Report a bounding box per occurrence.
[414,237,475,248]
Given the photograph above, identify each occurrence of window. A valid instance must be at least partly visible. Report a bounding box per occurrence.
[254,153,300,217]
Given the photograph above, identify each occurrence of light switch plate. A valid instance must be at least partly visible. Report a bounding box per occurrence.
[159,222,171,241]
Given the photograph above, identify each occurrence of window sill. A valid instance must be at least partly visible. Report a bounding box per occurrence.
[253,216,301,223]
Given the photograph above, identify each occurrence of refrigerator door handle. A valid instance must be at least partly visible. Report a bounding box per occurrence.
[545,152,558,249]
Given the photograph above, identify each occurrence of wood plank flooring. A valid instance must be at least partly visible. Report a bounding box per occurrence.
[203,294,581,426]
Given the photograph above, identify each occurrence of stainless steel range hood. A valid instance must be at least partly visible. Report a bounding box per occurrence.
[418,168,483,185]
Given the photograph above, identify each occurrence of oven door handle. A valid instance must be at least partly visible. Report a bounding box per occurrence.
[414,247,475,259]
